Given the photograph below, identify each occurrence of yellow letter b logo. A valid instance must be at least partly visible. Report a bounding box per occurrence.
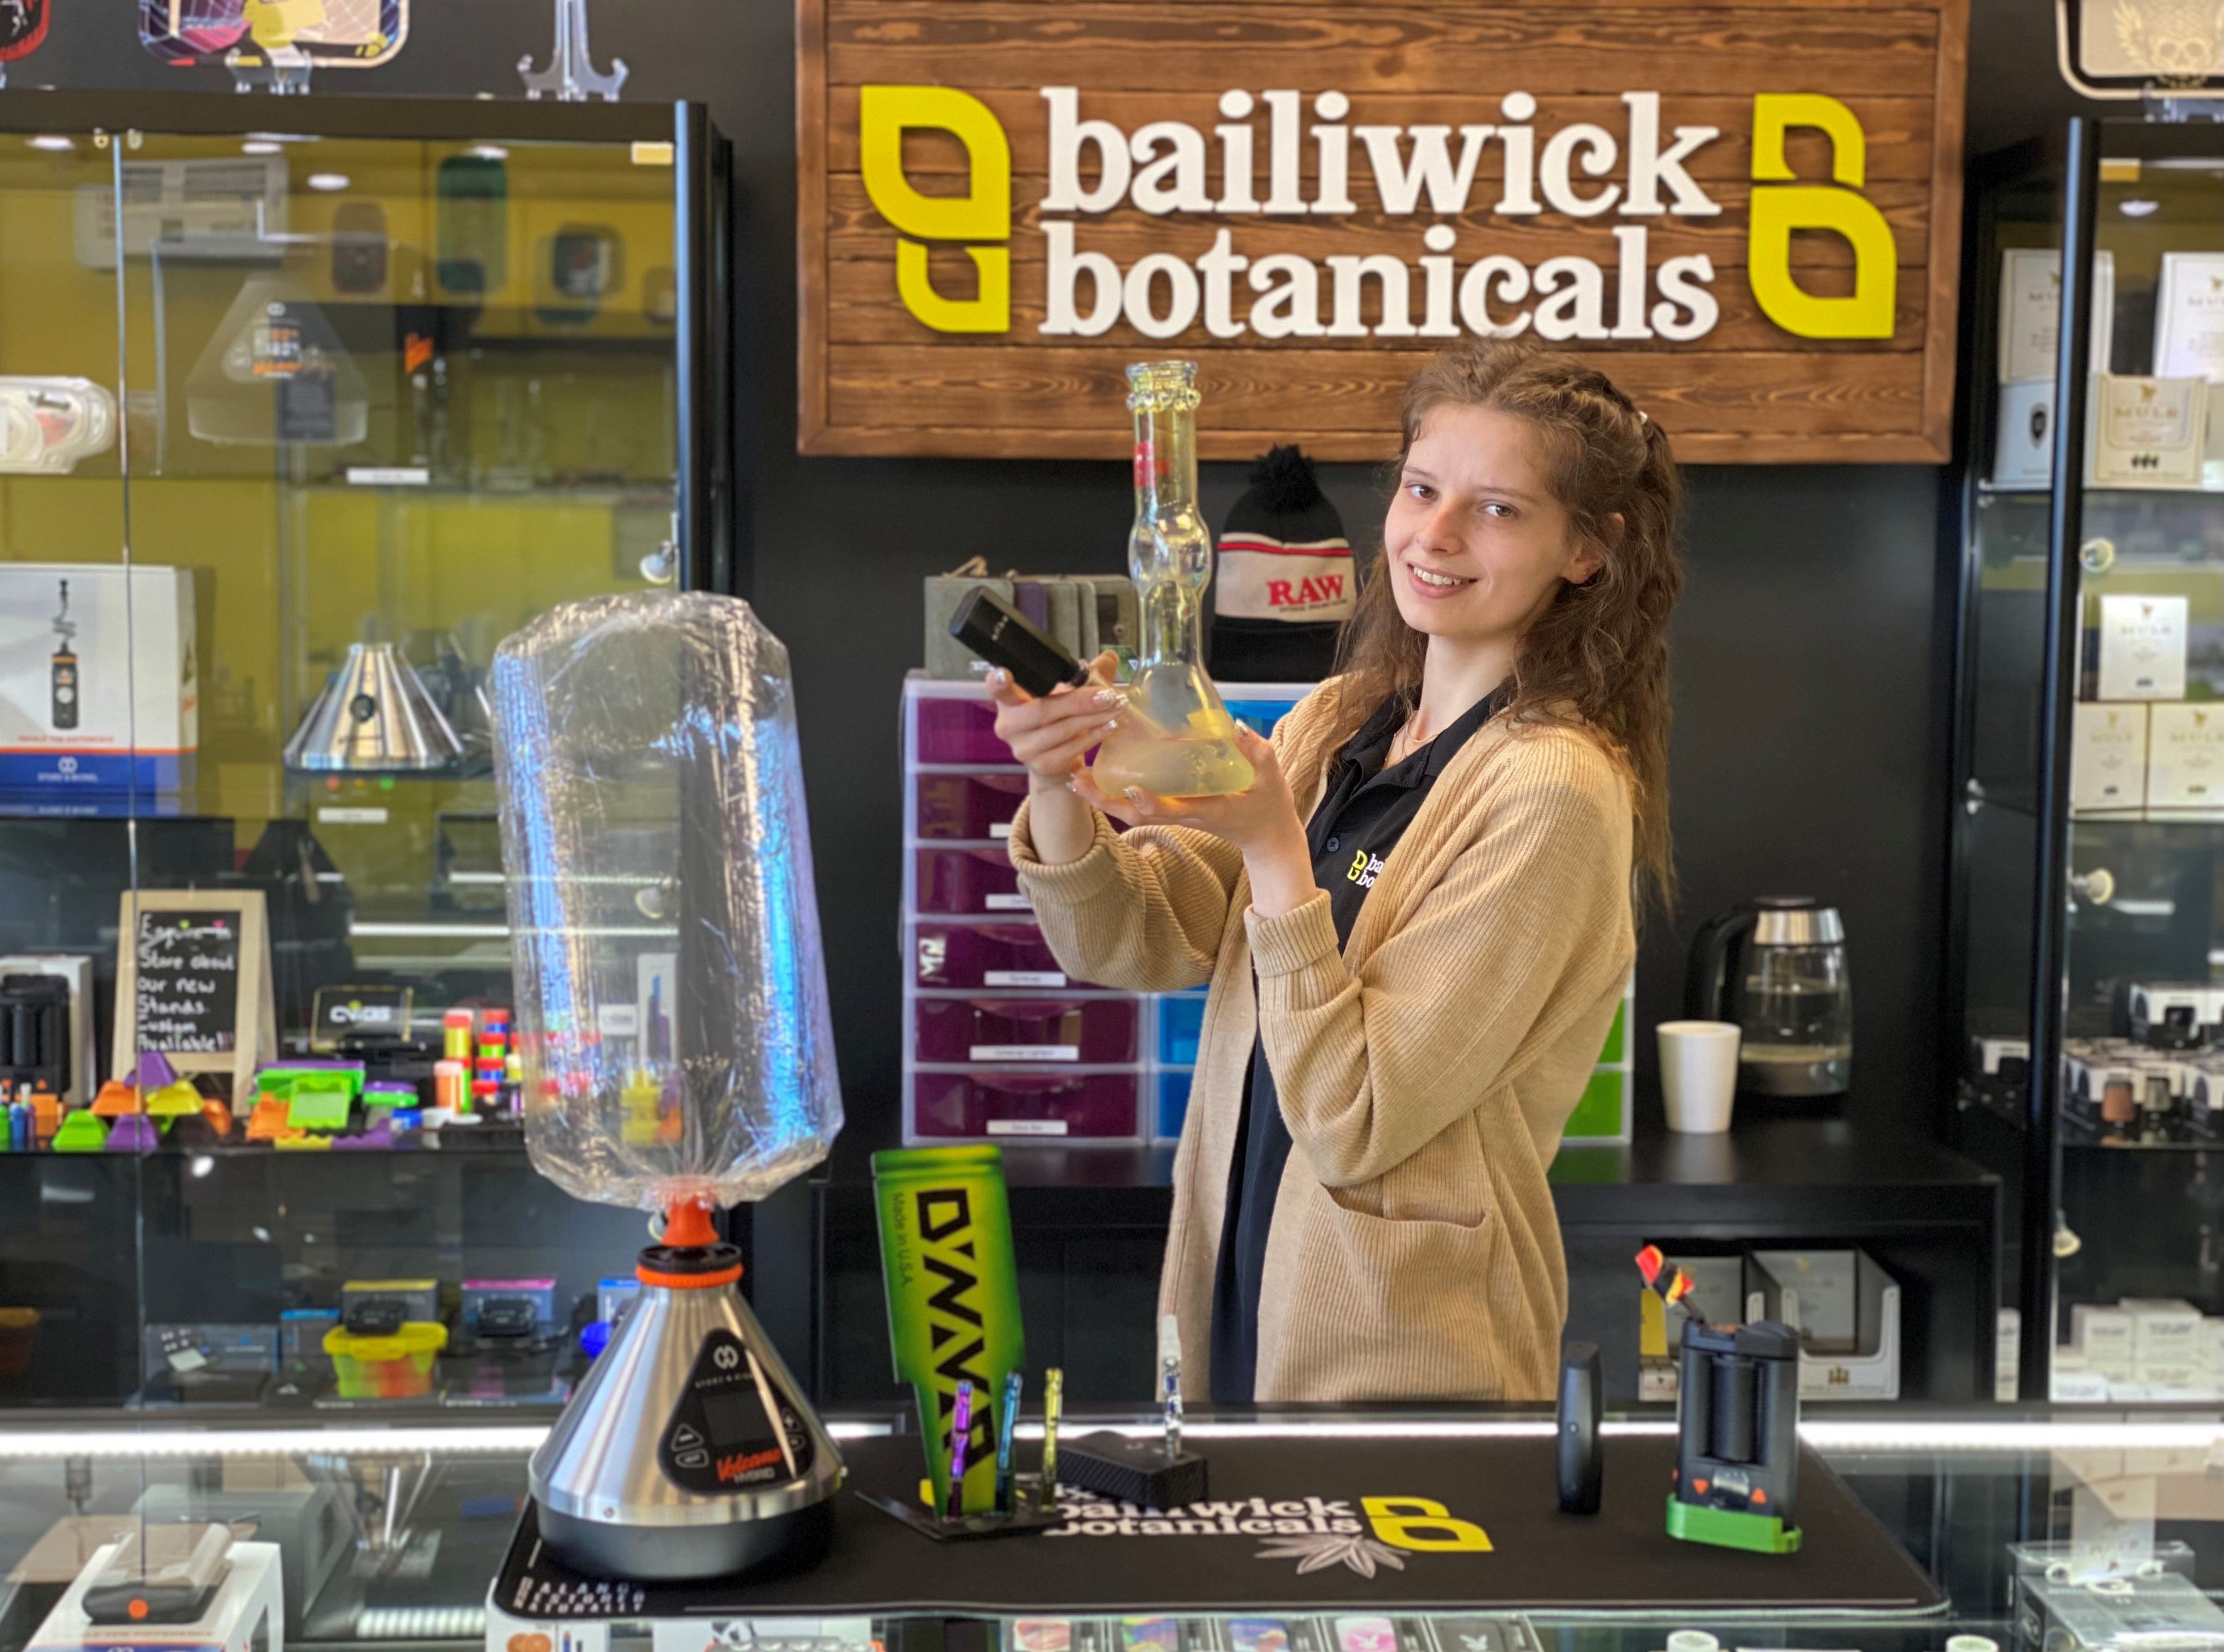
[1746,94,1895,340]
[860,86,1011,334]
[1363,1496,1492,1553]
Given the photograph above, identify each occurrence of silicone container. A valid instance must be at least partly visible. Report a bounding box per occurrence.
[324,1321,448,1399]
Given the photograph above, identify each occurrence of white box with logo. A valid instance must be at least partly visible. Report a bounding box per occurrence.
[2071,703,2148,816]
[2089,375,2209,489]
[0,563,196,796]
[2096,593,2188,700]
[2146,703,2224,818]
[1994,379,2056,488]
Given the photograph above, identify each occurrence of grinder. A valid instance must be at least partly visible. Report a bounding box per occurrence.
[492,591,847,1581]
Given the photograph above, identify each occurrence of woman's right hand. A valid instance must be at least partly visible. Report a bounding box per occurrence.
[986,651,1123,795]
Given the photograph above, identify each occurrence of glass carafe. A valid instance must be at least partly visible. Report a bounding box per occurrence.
[1739,940,1853,1093]
[1090,360,1256,799]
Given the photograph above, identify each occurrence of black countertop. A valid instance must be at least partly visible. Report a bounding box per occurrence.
[821,1114,1997,1231]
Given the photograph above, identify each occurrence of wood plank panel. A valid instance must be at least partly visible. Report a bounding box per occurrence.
[826,344,1925,436]
[825,4,1939,97]
[825,253,1930,352]
[798,0,1967,462]
[794,424,1955,463]
[825,89,1938,185]
[824,176,1937,270]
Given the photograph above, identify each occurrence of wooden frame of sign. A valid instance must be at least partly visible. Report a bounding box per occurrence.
[112,890,276,1109]
[796,0,1968,463]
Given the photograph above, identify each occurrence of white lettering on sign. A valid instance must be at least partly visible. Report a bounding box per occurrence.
[1035,86,1727,345]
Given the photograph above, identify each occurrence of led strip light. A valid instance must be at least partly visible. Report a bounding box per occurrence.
[0,1415,2214,1458]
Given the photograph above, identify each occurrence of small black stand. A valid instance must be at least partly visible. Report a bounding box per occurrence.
[854,1494,1063,1547]
[1056,1430,1210,1509]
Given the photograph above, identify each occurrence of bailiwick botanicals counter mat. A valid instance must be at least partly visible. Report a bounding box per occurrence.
[489,1433,1943,1619]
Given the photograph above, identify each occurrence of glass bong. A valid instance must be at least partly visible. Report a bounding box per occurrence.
[1090,360,1256,799]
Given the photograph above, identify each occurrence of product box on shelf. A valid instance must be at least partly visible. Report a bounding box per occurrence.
[2070,702,2148,816]
[0,562,197,796]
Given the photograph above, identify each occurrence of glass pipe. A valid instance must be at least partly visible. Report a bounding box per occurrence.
[1090,361,1256,799]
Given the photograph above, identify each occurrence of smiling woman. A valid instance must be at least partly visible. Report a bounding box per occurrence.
[997,338,1683,1404]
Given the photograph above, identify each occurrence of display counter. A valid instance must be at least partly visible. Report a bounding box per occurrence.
[0,1408,2210,1652]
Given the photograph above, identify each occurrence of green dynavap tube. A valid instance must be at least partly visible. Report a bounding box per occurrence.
[873,1145,1025,1517]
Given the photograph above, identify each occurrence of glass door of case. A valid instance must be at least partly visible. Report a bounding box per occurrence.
[1952,118,2224,1402]
[0,93,728,1414]
[116,121,685,1050]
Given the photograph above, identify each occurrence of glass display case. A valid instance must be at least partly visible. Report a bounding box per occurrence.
[0,1408,2210,1652]
[1948,117,2224,1400]
[0,93,735,1410]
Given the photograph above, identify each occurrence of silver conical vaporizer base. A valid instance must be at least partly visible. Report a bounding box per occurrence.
[529,1257,844,1580]
[284,641,465,772]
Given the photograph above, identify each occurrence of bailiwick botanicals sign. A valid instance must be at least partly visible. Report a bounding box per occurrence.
[796,0,1967,462]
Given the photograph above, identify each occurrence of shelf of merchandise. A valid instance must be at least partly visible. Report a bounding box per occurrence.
[899,673,1311,1146]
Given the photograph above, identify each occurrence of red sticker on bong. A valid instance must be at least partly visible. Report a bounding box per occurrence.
[1133,443,1156,490]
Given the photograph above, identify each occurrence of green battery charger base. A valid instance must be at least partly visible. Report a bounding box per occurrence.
[1665,1495,1802,1554]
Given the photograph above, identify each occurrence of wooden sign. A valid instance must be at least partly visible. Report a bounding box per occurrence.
[113,890,276,1107]
[796,0,1967,463]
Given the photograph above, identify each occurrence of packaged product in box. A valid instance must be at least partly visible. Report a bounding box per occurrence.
[2121,1297,2204,1380]
[1993,379,2055,488]
[2146,703,2224,818]
[2088,375,2210,489]
[2071,1303,2135,1379]
[0,563,196,794]
[2096,595,2189,700]
[2071,703,2148,816]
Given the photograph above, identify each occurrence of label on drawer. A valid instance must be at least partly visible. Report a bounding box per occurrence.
[970,1045,1079,1062]
[990,823,1013,840]
[988,1119,1069,1137]
[985,970,1064,987]
[317,806,388,824]
[984,893,1032,911]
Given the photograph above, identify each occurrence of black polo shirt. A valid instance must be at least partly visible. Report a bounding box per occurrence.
[1208,685,1502,1405]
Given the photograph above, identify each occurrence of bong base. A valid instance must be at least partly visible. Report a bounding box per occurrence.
[535,1496,834,1581]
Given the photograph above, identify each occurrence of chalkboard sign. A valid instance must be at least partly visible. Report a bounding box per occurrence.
[134,907,242,1053]
[113,890,274,1107]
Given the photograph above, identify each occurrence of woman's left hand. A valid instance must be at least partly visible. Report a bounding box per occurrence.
[1072,722,1305,860]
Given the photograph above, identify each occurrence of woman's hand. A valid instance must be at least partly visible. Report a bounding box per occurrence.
[986,651,1123,795]
[1073,724,1319,918]
[986,652,1122,868]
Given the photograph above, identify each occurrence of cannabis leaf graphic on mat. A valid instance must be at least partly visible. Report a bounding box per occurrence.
[1253,1533,1409,1577]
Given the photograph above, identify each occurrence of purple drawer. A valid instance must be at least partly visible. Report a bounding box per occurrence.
[914,996,1140,1065]
[911,1070,1141,1140]
[913,923,1094,989]
[915,772,1031,842]
[916,696,1013,765]
[916,847,1027,916]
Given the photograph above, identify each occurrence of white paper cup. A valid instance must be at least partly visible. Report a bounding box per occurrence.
[1658,1020,1741,1133]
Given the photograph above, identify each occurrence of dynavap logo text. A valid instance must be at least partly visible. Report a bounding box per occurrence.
[859,87,1896,344]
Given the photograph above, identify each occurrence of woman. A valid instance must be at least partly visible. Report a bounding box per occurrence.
[991,340,1683,1403]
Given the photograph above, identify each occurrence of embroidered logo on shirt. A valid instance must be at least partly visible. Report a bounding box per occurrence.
[1346,850,1386,889]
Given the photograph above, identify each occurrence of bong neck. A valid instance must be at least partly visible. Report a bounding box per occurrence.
[1132,401,1198,517]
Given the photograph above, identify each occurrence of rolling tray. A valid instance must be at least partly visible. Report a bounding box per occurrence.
[490,1432,1945,1619]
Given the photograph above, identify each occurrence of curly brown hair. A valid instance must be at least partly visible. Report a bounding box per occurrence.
[1328,339,1685,913]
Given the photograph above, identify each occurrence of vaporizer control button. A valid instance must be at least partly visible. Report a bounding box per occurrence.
[670,1424,703,1450]
[674,1449,710,1469]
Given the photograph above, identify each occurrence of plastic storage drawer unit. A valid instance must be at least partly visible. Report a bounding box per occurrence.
[912,1070,1142,1140]
[914,995,1141,1065]
[915,847,1030,915]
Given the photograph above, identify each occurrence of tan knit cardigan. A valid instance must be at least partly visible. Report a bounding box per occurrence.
[1006,677,1636,1403]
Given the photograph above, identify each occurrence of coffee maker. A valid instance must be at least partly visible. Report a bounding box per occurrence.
[1687,897,1852,1097]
